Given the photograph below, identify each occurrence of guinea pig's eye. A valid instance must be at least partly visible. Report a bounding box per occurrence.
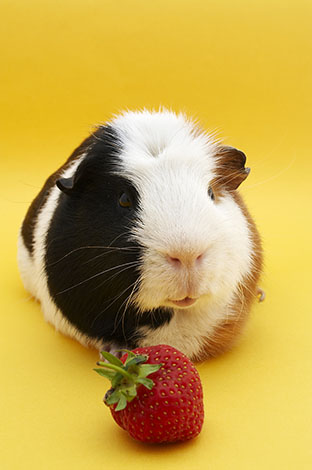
[118,192,132,209]
[208,187,215,201]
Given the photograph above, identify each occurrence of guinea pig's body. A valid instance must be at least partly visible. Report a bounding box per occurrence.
[18,110,262,361]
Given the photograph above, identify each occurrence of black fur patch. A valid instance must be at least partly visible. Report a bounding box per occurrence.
[45,126,173,348]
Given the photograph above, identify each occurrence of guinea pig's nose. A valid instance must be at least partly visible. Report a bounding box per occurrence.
[166,251,204,268]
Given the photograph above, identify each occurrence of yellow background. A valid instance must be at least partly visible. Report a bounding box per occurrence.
[1,0,311,468]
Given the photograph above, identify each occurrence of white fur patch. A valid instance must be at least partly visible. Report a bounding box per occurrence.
[111,110,253,303]
[110,110,254,356]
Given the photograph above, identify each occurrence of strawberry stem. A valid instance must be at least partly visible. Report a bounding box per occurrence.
[94,350,163,411]
[96,361,134,381]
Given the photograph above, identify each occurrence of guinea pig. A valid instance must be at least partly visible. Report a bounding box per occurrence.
[18,109,263,361]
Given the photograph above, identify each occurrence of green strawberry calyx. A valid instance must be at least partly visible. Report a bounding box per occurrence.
[94,350,162,411]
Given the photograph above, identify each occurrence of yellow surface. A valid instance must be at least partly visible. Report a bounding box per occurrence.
[1,0,312,468]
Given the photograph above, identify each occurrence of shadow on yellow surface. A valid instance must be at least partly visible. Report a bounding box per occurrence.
[1,0,312,469]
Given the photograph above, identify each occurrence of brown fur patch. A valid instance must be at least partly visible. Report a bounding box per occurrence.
[212,145,250,191]
[196,191,263,361]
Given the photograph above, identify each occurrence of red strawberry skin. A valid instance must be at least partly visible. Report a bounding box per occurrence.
[109,345,204,443]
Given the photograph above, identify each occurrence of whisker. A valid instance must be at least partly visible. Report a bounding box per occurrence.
[90,262,140,291]
[55,261,140,295]
[108,231,132,247]
[90,280,139,328]
[82,247,139,266]
[47,244,138,267]
[113,277,141,339]
[47,230,136,267]
[214,168,245,188]
[243,154,296,192]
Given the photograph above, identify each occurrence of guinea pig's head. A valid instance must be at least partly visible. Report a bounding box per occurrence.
[56,110,254,316]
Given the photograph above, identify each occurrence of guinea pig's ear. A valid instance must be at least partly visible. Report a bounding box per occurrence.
[56,176,75,194]
[215,146,250,190]
[56,156,97,195]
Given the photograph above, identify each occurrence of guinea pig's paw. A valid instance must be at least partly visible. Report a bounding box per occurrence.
[256,287,266,302]
[107,344,125,359]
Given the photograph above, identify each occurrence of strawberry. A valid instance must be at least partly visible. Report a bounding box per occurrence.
[94,345,204,443]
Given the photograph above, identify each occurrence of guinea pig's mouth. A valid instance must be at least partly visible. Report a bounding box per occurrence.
[169,297,198,308]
